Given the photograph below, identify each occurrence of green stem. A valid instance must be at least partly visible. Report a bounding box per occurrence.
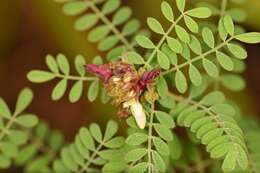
[214,0,228,90]
[55,73,97,81]
[0,113,19,141]
[144,14,184,68]
[87,0,135,51]
[78,143,103,173]
[162,37,233,76]
[147,103,155,173]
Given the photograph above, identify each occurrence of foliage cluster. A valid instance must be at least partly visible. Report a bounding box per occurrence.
[1,0,260,172]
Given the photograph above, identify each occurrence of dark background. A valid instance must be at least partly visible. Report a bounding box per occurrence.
[0,1,260,170]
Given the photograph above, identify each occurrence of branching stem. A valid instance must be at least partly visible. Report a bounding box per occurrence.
[147,103,155,173]
[87,0,135,51]
[55,73,97,81]
[162,37,233,76]
[144,14,184,68]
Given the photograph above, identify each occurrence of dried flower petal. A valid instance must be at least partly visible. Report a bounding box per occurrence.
[123,98,146,129]
[85,64,112,82]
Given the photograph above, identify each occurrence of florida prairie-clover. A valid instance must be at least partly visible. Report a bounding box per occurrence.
[86,60,160,129]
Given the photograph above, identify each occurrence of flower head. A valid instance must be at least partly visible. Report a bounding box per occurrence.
[85,61,160,128]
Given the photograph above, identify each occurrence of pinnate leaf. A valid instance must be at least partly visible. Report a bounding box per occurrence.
[161,1,174,22]
[27,71,55,83]
[147,17,164,34]
[175,70,187,93]
[235,32,260,43]
[186,7,212,18]
[136,35,154,49]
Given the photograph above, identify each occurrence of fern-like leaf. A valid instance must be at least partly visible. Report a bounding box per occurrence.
[52,120,125,173]
[125,105,175,173]
[0,88,39,169]
[15,122,64,173]
[59,0,147,61]
[171,91,248,172]
[27,54,105,103]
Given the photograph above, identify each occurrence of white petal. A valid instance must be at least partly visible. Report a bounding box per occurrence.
[129,99,146,129]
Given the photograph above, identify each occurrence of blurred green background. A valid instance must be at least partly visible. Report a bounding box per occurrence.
[0,0,260,165]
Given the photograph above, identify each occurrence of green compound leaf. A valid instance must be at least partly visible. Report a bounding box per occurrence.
[54,121,123,173]
[227,43,247,59]
[125,148,147,162]
[88,25,110,42]
[175,70,187,93]
[98,36,120,51]
[8,130,28,145]
[104,120,119,141]
[15,88,33,115]
[186,7,212,18]
[157,76,168,98]
[112,7,132,26]
[153,137,170,156]
[221,74,245,91]
[147,17,164,34]
[188,35,202,55]
[167,37,183,54]
[175,25,190,43]
[157,50,170,70]
[218,17,228,41]
[125,52,144,64]
[52,79,67,101]
[136,35,155,49]
[27,71,55,83]
[0,155,11,169]
[234,32,260,43]
[16,114,39,128]
[202,58,219,77]
[201,91,225,106]
[216,51,234,71]
[202,27,215,48]
[87,80,99,102]
[176,93,248,172]
[128,162,148,173]
[189,64,202,86]
[168,134,182,160]
[155,111,174,128]
[75,14,98,31]
[176,0,186,12]
[102,161,127,172]
[184,15,199,33]
[125,133,148,146]
[154,124,173,141]
[89,123,103,143]
[46,55,58,73]
[158,96,175,109]
[69,81,83,103]
[210,104,236,116]
[79,127,95,150]
[0,98,11,118]
[223,15,234,36]
[102,0,120,14]
[0,142,18,158]
[104,137,124,148]
[152,150,166,172]
[57,54,70,75]
[161,1,174,22]
[63,1,88,16]
[122,19,140,36]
